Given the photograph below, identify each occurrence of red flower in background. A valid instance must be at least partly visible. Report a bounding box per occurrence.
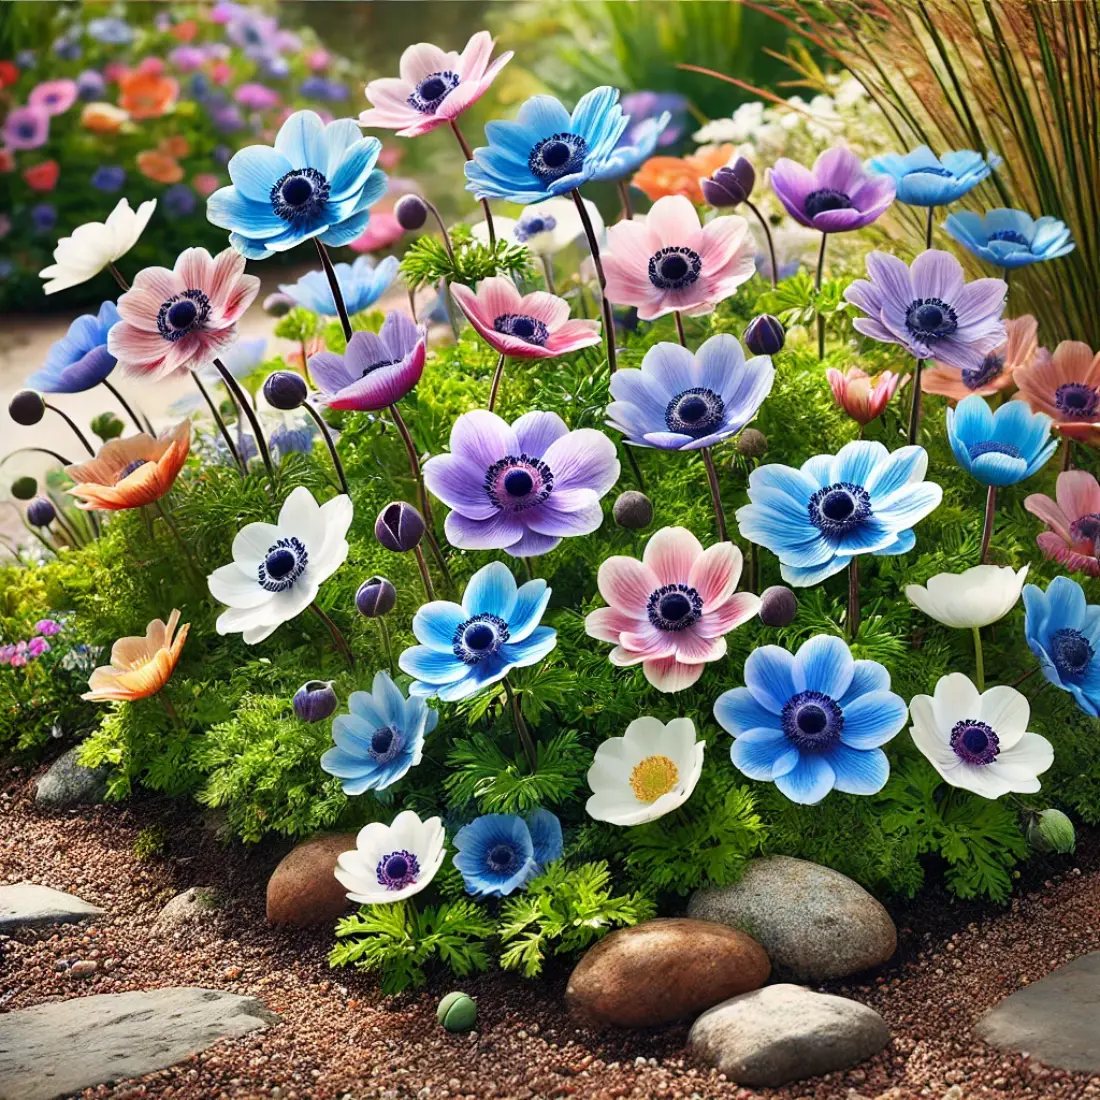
[23,160,60,192]
[0,61,18,88]
[119,70,179,119]
[171,20,199,43]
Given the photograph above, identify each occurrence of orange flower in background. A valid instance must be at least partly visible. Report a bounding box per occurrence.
[137,149,183,183]
[23,160,59,192]
[119,69,179,119]
[171,20,199,43]
[83,610,189,702]
[1014,339,1100,446]
[631,144,736,205]
[82,102,128,134]
[923,315,1042,402]
[287,335,326,373]
[826,365,908,426]
[66,421,191,511]
[159,134,190,158]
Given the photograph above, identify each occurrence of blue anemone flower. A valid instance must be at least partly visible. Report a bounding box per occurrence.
[207,110,387,260]
[867,145,1000,206]
[589,111,671,184]
[734,440,943,586]
[465,86,629,204]
[1023,577,1100,717]
[453,809,563,897]
[399,562,556,702]
[714,634,907,805]
[87,17,134,45]
[947,394,1056,487]
[278,254,399,316]
[27,301,119,393]
[320,670,439,794]
[944,208,1075,270]
[269,415,319,461]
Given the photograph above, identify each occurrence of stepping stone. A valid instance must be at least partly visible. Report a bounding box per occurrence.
[0,883,104,932]
[0,987,278,1100]
[974,950,1100,1072]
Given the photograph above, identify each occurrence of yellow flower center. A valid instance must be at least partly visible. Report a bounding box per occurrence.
[629,755,679,803]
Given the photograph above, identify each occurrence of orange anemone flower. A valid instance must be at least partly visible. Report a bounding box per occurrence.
[65,421,191,511]
[83,610,189,702]
[631,144,736,205]
[81,102,129,134]
[137,149,184,183]
[119,70,179,120]
[159,134,190,158]
[923,315,1042,402]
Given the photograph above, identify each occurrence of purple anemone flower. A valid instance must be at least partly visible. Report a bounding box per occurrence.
[3,105,50,151]
[844,249,1007,372]
[308,312,426,412]
[769,147,895,233]
[424,410,621,557]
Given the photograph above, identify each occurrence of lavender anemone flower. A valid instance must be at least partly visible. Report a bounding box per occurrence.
[769,147,896,233]
[424,409,621,557]
[308,312,426,412]
[4,105,50,151]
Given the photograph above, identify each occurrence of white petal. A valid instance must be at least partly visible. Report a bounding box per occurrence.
[931,672,982,729]
[978,684,1030,748]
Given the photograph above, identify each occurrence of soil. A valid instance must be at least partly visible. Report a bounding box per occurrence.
[2,760,1100,1100]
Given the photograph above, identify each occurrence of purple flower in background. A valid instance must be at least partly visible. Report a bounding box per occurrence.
[35,619,62,636]
[300,75,330,99]
[162,183,196,217]
[621,91,689,148]
[27,301,120,393]
[212,144,232,166]
[16,50,37,70]
[52,36,81,61]
[770,147,896,232]
[324,81,349,102]
[87,17,134,45]
[424,410,621,558]
[76,69,106,101]
[211,104,245,133]
[32,204,57,232]
[261,56,291,80]
[4,105,49,151]
[844,249,1007,371]
[169,46,206,72]
[91,165,126,192]
[30,79,78,116]
[27,637,50,659]
[235,82,281,110]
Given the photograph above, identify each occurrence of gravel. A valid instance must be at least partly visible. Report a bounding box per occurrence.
[3,758,1100,1099]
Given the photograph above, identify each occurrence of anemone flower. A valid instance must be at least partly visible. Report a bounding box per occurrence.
[944,208,1074,271]
[1025,469,1100,577]
[309,311,426,412]
[947,395,1055,488]
[1023,576,1100,717]
[714,634,907,805]
[453,809,561,897]
[29,79,78,116]
[906,565,1028,630]
[27,301,120,393]
[922,315,1041,401]
[585,525,759,694]
[589,110,671,188]
[65,421,191,511]
[279,253,399,316]
[826,366,907,427]
[630,144,734,205]
[867,145,1001,207]
[207,109,387,260]
[3,105,50,150]
[118,69,179,119]
[602,195,756,322]
[1013,340,1100,445]
[334,810,446,905]
[82,610,189,702]
[359,31,513,138]
[469,195,603,260]
[108,247,261,381]
[769,147,896,233]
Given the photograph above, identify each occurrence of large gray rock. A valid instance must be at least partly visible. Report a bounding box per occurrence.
[0,987,278,1100]
[688,983,890,1087]
[975,951,1100,1072]
[0,882,104,932]
[688,856,896,981]
[34,747,110,807]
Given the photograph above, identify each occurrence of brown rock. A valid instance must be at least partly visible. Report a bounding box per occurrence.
[565,917,769,1028]
[265,832,358,927]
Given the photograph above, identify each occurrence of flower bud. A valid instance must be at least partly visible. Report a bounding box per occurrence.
[736,428,768,458]
[11,476,37,501]
[263,370,308,411]
[263,292,296,317]
[612,490,653,530]
[26,496,57,527]
[356,575,397,618]
[1028,808,1075,854]
[394,193,428,231]
[92,411,125,442]
[9,390,45,426]
[437,991,477,1033]
[758,585,798,628]
[375,500,425,552]
[743,314,785,357]
[293,679,338,723]
[700,156,755,208]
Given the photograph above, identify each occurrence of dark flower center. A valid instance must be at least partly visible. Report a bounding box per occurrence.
[528,132,587,184]
[808,482,872,538]
[270,166,330,222]
[485,454,554,512]
[514,214,556,243]
[407,70,459,113]
[376,849,420,890]
[493,313,550,346]
[487,843,519,873]
[648,246,702,291]
[646,583,703,632]
[117,459,148,481]
[905,165,953,178]
[1051,627,1093,678]
[988,229,1031,247]
[781,690,844,751]
[962,352,1005,390]
[967,440,1021,460]
[367,726,404,764]
[1070,513,1100,553]
[803,188,853,219]
[156,288,210,342]
[453,612,510,664]
[503,469,533,497]
[905,297,959,341]
[17,120,36,139]
[257,536,308,593]
[950,719,1000,765]
[665,387,725,436]
[1055,382,1100,419]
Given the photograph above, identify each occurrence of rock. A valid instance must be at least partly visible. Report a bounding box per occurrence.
[688,984,890,1087]
[974,950,1100,1072]
[69,960,98,978]
[688,856,896,981]
[0,882,104,932]
[566,917,769,1028]
[265,832,358,927]
[34,747,110,807]
[0,987,277,1100]
[154,886,224,929]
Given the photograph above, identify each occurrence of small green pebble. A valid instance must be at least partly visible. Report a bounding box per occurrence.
[437,990,477,1032]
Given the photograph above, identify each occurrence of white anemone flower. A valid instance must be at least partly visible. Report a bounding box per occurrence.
[585,716,705,826]
[909,673,1054,799]
[39,197,157,294]
[905,564,1028,629]
[334,810,446,905]
[470,195,605,257]
[207,486,352,644]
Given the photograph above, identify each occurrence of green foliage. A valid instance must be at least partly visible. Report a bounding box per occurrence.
[399,229,533,293]
[133,825,168,861]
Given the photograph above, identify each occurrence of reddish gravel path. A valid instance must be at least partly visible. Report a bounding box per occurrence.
[2,761,1100,1100]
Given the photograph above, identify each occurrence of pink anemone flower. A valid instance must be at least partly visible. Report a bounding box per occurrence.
[602,195,756,321]
[108,247,261,381]
[359,31,513,138]
[923,315,1043,402]
[29,79,79,116]
[586,525,760,693]
[826,365,908,426]
[1014,339,1100,446]
[1025,470,1100,577]
[450,277,601,360]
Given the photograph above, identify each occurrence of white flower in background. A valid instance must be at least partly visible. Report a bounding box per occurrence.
[906,565,1028,629]
[832,77,867,108]
[207,486,352,644]
[334,810,446,904]
[694,101,765,145]
[909,673,1054,799]
[39,197,156,294]
[470,195,604,257]
[585,716,705,826]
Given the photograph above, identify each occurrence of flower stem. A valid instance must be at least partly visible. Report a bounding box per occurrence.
[298,338,314,389]
[313,238,354,343]
[925,205,935,250]
[504,677,537,773]
[815,232,828,360]
[748,542,759,595]
[412,544,436,601]
[108,261,130,291]
[44,401,95,456]
[214,357,276,488]
[378,616,395,677]
[520,556,535,581]
[701,447,729,542]
[847,556,860,640]
[160,693,182,728]
[617,178,633,220]
[422,196,456,264]
[48,499,82,548]
[1011,664,1038,689]
[674,310,687,347]
[301,401,350,497]
[450,118,496,247]
[746,199,778,288]
[192,374,244,473]
[571,188,617,374]
[540,254,556,295]
[488,352,507,412]
[907,358,925,445]
[101,378,146,435]
[310,601,355,668]
[972,626,985,692]
[407,286,418,323]
[979,485,996,564]
[3,445,72,467]
[1060,435,1074,472]
[623,444,646,493]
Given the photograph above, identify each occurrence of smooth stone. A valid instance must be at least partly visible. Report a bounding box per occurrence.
[154,886,224,929]
[688,983,890,1087]
[0,882,104,932]
[0,987,277,1100]
[565,917,770,1028]
[974,950,1100,1072]
[688,855,896,981]
[265,832,357,927]
[34,747,110,807]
